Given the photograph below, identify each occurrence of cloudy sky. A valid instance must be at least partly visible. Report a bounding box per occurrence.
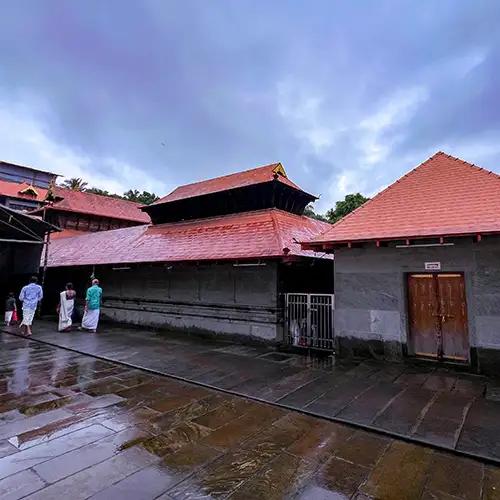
[1,1,499,212]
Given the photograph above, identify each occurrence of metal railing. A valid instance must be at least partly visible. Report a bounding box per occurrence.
[285,293,335,350]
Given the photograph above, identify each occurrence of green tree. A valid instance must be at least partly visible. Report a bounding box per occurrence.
[326,193,369,223]
[86,187,111,196]
[303,204,327,221]
[86,187,124,199]
[60,177,88,191]
[123,189,159,205]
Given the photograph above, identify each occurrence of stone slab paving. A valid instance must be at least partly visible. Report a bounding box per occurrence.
[3,320,500,464]
[0,333,499,499]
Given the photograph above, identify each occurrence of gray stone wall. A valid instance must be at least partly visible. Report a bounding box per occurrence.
[97,262,280,342]
[334,237,500,369]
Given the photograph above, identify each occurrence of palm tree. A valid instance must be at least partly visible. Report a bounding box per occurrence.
[61,177,88,191]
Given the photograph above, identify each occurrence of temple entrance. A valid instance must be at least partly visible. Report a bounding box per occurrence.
[408,273,469,362]
[285,293,334,350]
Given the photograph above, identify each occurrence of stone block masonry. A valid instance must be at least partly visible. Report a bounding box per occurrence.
[334,236,500,374]
[98,262,281,342]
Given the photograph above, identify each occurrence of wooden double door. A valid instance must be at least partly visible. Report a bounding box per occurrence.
[408,273,469,362]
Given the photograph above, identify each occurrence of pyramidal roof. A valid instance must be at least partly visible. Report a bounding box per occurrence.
[308,151,500,246]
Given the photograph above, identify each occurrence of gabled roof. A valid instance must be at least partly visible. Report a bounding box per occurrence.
[306,152,500,247]
[32,188,150,224]
[45,208,332,267]
[0,160,59,177]
[0,179,48,202]
[151,163,311,206]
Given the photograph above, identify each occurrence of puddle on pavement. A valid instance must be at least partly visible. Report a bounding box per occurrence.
[20,395,73,416]
[0,331,499,500]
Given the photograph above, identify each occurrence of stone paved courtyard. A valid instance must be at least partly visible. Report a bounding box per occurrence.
[0,332,499,499]
[6,320,500,464]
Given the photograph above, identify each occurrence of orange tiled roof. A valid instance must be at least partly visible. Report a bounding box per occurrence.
[45,208,332,267]
[152,163,311,205]
[38,187,150,224]
[307,151,500,246]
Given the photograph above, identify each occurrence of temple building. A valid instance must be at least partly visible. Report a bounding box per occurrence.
[0,160,58,212]
[43,163,333,342]
[303,152,500,375]
[0,160,149,235]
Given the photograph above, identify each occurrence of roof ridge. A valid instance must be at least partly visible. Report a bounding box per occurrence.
[269,209,286,254]
[437,151,500,180]
[171,162,280,191]
[56,187,144,206]
[321,151,461,233]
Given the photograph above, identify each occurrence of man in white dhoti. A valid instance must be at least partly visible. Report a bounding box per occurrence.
[19,276,43,337]
[58,283,76,332]
[80,279,102,333]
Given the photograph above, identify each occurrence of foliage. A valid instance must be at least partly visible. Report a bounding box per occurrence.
[86,187,123,199]
[123,189,160,205]
[325,193,369,223]
[303,204,327,221]
[60,177,88,191]
[59,179,160,205]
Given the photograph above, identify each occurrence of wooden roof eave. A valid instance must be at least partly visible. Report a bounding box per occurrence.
[303,230,500,251]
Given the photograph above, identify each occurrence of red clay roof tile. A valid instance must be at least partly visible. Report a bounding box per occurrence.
[40,188,150,223]
[152,163,309,205]
[46,209,331,267]
[308,152,500,245]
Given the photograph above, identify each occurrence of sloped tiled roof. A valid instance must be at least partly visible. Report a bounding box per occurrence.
[46,209,332,267]
[0,179,48,202]
[50,228,86,240]
[152,163,310,205]
[35,188,150,224]
[307,152,500,247]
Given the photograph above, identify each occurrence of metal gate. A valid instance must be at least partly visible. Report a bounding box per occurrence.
[284,293,335,350]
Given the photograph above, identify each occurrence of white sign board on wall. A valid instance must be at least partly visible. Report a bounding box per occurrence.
[425,262,441,271]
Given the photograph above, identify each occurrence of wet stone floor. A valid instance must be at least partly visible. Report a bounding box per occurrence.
[0,333,499,499]
[12,320,500,463]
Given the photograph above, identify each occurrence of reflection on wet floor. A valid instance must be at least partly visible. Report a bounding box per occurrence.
[0,332,497,499]
[13,319,500,464]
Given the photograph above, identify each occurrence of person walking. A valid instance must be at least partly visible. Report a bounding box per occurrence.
[57,283,76,332]
[80,279,102,333]
[19,276,43,336]
[4,292,17,326]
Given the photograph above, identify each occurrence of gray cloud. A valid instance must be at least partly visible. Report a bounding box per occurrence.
[1,0,499,211]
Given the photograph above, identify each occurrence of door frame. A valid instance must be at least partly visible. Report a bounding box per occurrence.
[405,271,470,364]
